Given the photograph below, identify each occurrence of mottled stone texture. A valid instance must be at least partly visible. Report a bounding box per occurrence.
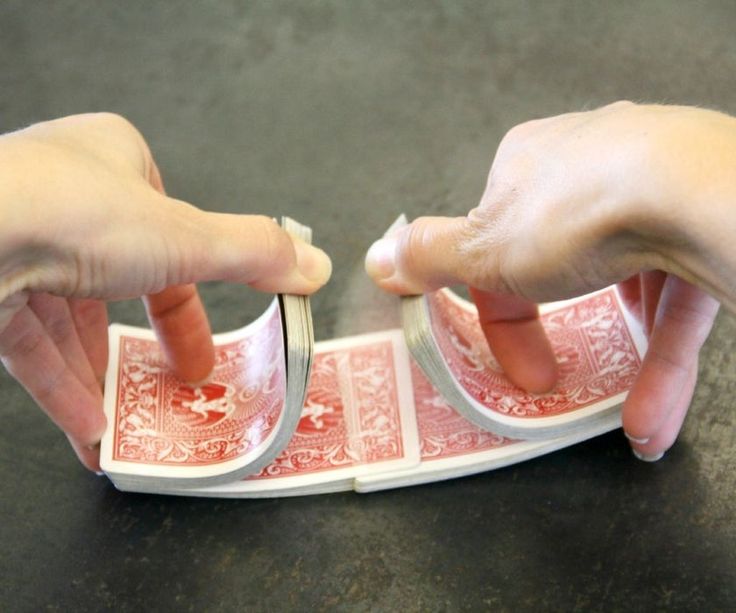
[1,1,735,610]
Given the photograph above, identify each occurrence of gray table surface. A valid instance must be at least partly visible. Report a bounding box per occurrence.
[1,2,735,611]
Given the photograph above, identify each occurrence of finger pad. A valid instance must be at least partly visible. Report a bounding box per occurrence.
[156,321,215,382]
[146,287,215,382]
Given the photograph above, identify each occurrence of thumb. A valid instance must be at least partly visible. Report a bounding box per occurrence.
[167,209,333,295]
[365,216,501,295]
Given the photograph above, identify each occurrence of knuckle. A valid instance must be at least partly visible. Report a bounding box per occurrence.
[498,118,547,152]
[463,212,519,294]
[497,123,528,154]
[504,120,535,141]
[86,111,136,131]
[491,146,537,195]
[659,301,716,346]
[32,112,153,178]
[33,366,67,405]
[254,215,282,235]
[398,218,439,276]
[84,113,148,150]
[250,217,295,274]
[100,113,154,176]
[400,215,499,291]
[58,112,141,143]
[605,100,635,111]
[43,315,74,344]
[79,112,153,177]
[2,328,45,361]
[648,346,691,377]
[71,300,105,328]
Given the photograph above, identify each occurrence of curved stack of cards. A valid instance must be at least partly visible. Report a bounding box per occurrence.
[100,218,314,493]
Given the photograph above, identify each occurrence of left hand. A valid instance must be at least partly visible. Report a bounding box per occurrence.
[0,113,332,471]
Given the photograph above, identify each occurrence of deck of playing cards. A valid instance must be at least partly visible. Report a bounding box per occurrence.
[402,287,644,440]
[100,218,313,493]
[100,219,647,496]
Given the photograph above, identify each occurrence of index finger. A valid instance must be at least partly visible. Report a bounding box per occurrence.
[470,287,558,393]
[144,284,214,383]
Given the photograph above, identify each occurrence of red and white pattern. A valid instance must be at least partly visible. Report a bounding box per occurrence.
[411,362,511,461]
[112,307,286,465]
[428,288,641,418]
[249,340,405,479]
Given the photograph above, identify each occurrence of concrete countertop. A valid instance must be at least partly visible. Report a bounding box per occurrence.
[1,2,734,610]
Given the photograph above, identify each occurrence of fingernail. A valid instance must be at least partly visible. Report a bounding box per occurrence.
[624,432,649,445]
[292,239,332,285]
[384,214,408,237]
[365,237,397,281]
[632,448,665,463]
[187,376,212,387]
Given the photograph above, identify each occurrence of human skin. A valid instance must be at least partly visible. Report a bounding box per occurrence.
[0,113,332,471]
[366,101,736,461]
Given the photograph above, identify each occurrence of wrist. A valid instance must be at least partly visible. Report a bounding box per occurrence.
[0,134,57,301]
[623,107,736,309]
[679,175,736,310]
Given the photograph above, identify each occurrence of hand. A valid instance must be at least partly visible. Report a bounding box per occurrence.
[366,101,736,461]
[0,113,332,471]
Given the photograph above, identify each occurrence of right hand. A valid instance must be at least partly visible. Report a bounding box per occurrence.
[366,101,736,461]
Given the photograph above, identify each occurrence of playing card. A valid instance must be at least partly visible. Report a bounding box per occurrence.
[182,330,420,497]
[403,285,647,439]
[100,300,280,486]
